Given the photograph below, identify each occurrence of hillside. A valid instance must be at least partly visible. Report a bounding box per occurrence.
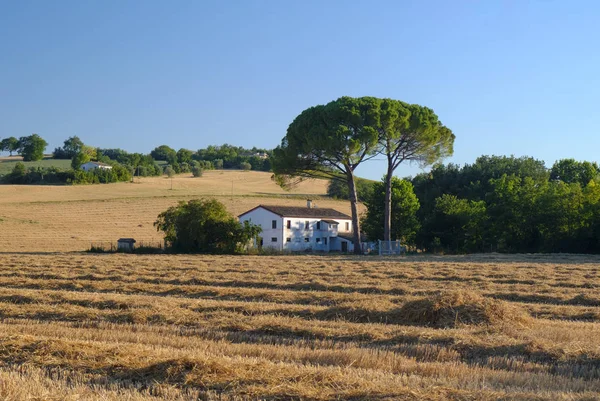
[0,170,360,252]
[0,156,71,175]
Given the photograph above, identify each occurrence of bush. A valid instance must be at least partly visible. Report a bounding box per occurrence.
[154,198,261,254]
[240,161,252,170]
[164,166,175,177]
[191,166,203,177]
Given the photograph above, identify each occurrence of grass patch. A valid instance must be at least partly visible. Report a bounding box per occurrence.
[0,158,71,176]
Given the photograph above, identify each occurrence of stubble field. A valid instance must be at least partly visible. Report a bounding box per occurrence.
[2,170,600,399]
[0,170,340,252]
[0,253,598,400]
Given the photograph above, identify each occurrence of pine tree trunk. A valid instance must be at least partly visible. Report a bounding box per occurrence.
[384,160,393,243]
[346,173,363,254]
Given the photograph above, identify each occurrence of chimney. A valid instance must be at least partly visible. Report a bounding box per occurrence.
[307,199,312,209]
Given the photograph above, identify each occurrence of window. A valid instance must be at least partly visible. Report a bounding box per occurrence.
[272,220,277,229]
[304,237,309,242]
[316,221,321,230]
[286,237,291,242]
[271,237,277,242]
[324,237,328,245]
[316,238,321,243]
[305,221,309,230]
[345,222,350,231]
[286,220,291,229]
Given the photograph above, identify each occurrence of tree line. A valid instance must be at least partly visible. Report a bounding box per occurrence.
[357,155,600,254]
[0,134,274,184]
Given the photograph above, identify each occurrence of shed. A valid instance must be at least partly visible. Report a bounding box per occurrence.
[117,238,136,252]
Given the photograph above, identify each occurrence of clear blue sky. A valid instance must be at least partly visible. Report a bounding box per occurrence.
[1,0,599,180]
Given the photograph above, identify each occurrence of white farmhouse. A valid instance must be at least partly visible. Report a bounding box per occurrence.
[81,161,113,172]
[238,201,357,252]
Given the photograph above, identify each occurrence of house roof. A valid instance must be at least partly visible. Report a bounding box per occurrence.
[321,219,340,224]
[338,233,369,242]
[239,205,351,219]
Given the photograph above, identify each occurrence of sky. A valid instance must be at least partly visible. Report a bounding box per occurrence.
[1,0,599,180]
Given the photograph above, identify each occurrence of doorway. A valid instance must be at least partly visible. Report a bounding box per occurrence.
[341,241,348,253]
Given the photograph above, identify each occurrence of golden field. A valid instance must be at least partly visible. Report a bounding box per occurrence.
[2,169,600,400]
[0,170,344,252]
[0,253,598,400]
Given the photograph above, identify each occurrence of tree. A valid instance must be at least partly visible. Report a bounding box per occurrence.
[427,194,488,253]
[271,97,380,253]
[240,161,252,170]
[151,145,177,163]
[18,134,48,161]
[164,166,175,177]
[376,100,454,243]
[551,159,599,186]
[362,177,420,245]
[0,137,19,156]
[177,148,193,164]
[71,152,90,170]
[64,136,84,158]
[154,198,262,253]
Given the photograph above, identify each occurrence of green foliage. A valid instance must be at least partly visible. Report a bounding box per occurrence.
[2,163,75,185]
[71,152,90,170]
[193,145,271,171]
[376,100,454,241]
[327,177,374,202]
[550,159,599,186]
[271,96,382,253]
[0,137,19,156]
[177,148,193,164]
[411,156,600,254]
[164,166,175,177]
[54,136,84,159]
[18,134,48,161]
[154,199,262,254]
[213,159,224,169]
[427,195,487,253]
[151,145,177,163]
[98,148,162,177]
[240,161,252,170]
[191,166,203,177]
[71,164,132,184]
[362,177,420,244]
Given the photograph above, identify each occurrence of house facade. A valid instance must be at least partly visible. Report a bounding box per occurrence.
[238,202,356,252]
[81,161,113,172]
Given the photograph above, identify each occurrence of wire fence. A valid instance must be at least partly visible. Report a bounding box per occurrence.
[378,240,406,256]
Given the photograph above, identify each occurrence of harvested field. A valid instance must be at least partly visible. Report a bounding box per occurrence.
[0,253,599,400]
[0,170,344,252]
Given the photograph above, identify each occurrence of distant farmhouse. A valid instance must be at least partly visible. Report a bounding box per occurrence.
[81,161,112,172]
[239,201,360,252]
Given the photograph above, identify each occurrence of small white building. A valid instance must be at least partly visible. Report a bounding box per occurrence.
[81,161,113,172]
[238,201,357,252]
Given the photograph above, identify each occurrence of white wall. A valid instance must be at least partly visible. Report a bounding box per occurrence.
[239,208,283,250]
[281,217,352,252]
[239,207,354,252]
